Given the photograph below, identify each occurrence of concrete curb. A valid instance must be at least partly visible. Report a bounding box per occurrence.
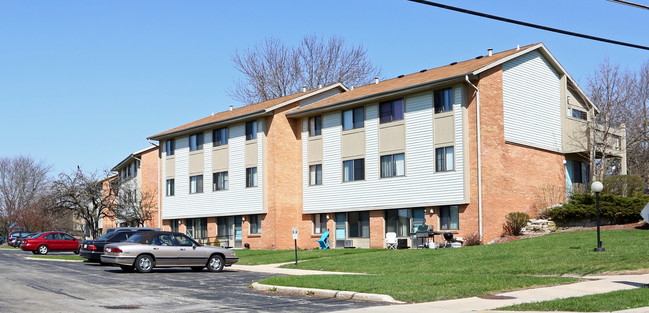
[251,282,405,304]
[26,256,84,262]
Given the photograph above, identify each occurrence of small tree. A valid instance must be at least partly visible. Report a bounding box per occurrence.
[503,212,530,236]
[113,181,157,227]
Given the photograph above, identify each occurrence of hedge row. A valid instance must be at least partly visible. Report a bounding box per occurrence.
[548,193,649,224]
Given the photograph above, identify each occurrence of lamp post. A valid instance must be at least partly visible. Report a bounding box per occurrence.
[591,181,605,252]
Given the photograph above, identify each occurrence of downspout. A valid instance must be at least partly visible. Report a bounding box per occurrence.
[465,75,483,242]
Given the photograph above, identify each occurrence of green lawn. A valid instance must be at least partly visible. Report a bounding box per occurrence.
[0,245,20,250]
[498,288,649,312]
[240,229,649,303]
[30,255,84,261]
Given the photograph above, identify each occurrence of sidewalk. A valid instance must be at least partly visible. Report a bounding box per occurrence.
[232,263,649,313]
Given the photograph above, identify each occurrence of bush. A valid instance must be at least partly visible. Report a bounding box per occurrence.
[503,212,530,236]
[463,232,482,246]
[549,193,649,224]
[602,175,645,197]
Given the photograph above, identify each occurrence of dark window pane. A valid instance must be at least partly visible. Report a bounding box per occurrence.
[354,159,365,180]
[353,107,364,128]
[379,102,392,123]
[393,99,404,121]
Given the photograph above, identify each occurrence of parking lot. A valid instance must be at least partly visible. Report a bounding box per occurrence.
[0,249,382,312]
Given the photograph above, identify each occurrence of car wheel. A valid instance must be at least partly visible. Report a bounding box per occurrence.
[206,255,224,272]
[135,255,154,273]
[190,266,204,272]
[73,249,79,254]
[37,245,49,255]
[120,265,134,273]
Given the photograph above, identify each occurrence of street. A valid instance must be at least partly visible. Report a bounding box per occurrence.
[0,249,382,313]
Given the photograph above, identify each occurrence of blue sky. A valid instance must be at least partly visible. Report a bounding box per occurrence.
[1,0,647,176]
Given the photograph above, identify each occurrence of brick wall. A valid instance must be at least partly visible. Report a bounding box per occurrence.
[140,147,160,228]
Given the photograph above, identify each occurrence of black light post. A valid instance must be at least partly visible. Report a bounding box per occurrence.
[591,181,605,252]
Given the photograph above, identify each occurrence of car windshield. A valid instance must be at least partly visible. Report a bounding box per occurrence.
[126,234,144,243]
[95,232,116,241]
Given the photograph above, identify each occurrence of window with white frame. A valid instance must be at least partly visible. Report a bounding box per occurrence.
[189,175,203,194]
[309,115,322,136]
[189,133,204,151]
[435,146,454,172]
[213,127,228,146]
[245,120,257,140]
[571,108,587,120]
[246,167,257,187]
[309,164,322,185]
[380,153,405,178]
[348,211,370,238]
[165,139,175,156]
[342,107,364,130]
[434,87,453,113]
[343,158,364,182]
[312,214,327,234]
[213,171,228,191]
[439,205,459,230]
[166,179,175,196]
[249,215,261,234]
[379,98,404,124]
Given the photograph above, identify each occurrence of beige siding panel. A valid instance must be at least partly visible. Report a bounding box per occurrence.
[245,141,258,167]
[188,152,204,175]
[378,122,405,154]
[308,137,323,164]
[165,157,175,178]
[434,114,455,146]
[341,129,366,159]
[212,147,229,172]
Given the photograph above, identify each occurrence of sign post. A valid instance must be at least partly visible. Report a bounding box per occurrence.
[292,227,298,265]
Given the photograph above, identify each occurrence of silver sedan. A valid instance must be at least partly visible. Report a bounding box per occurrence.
[101,231,238,273]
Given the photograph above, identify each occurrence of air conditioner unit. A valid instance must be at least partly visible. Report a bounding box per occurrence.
[344,240,356,249]
[335,239,346,248]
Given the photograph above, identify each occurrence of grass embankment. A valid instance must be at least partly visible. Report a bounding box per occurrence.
[30,255,84,261]
[499,288,649,312]
[239,229,649,303]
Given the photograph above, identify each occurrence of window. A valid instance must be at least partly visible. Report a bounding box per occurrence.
[434,88,453,113]
[348,211,370,238]
[309,164,322,185]
[170,219,180,233]
[342,107,364,130]
[571,108,587,120]
[249,215,261,234]
[572,161,590,184]
[380,153,405,178]
[246,120,258,140]
[435,146,454,172]
[343,158,365,182]
[379,99,404,123]
[309,115,322,136]
[165,139,175,156]
[185,218,207,239]
[189,133,204,151]
[213,127,228,146]
[213,171,228,191]
[189,175,203,194]
[440,205,459,230]
[166,179,175,196]
[246,167,258,187]
[312,214,327,234]
[385,209,411,237]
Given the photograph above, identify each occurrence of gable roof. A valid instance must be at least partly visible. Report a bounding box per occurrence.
[148,83,347,141]
[287,43,594,116]
[111,145,159,172]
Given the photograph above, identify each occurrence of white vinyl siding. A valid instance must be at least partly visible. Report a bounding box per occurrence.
[161,120,264,219]
[302,87,466,214]
[503,50,562,152]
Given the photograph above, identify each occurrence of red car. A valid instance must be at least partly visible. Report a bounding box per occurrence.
[21,231,80,255]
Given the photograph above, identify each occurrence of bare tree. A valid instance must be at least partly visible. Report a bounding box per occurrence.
[0,156,52,236]
[51,168,118,239]
[229,35,381,105]
[586,59,635,181]
[626,61,649,188]
[114,182,157,227]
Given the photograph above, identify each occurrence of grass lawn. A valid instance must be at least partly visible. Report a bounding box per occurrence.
[498,288,649,312]
[30,255,85,261]
[0,245,20,250]
[240,229,649,303]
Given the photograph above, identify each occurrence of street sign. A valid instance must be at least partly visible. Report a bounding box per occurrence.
[292,227,298,240]
[292,227,298,265]
[641,202,649,223]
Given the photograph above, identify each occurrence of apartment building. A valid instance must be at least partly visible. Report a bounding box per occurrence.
[101,145,160,230]
[148,43,626,249]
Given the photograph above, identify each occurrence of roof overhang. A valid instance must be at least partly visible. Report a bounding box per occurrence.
[111,145,158,172]
[286,74,471,118]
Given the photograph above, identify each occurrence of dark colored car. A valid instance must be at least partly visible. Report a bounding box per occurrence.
[8,231,37,247]
[21,231,80,255]
[101,231,238,273]
[80,229,155,263]
[14,233,39,248]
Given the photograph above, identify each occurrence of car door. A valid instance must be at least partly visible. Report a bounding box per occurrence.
[43,233,60,250]
[60,233,78,251]
[173,234,206,266]
[151,234,178,266]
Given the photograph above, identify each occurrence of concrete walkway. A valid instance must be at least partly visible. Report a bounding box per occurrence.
[232,263,649,313]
